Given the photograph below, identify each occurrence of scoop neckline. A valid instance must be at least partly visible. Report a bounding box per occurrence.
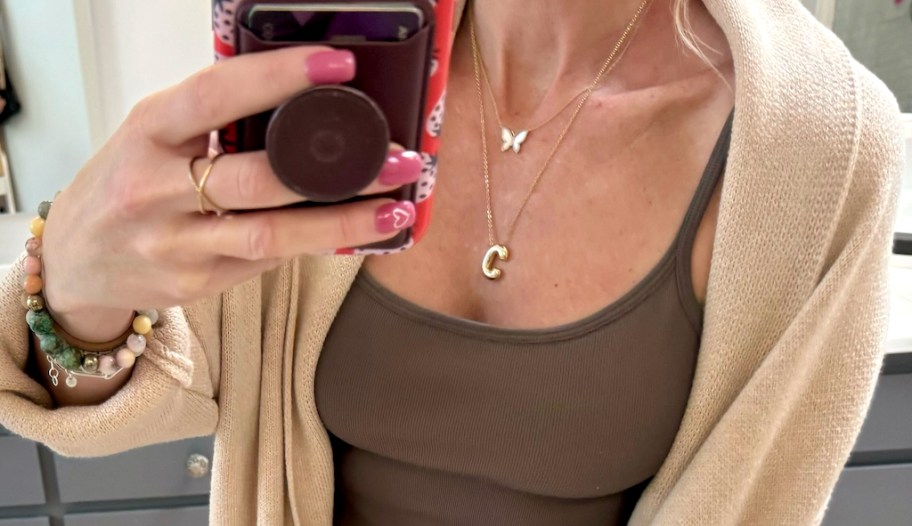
[355,247,678,344]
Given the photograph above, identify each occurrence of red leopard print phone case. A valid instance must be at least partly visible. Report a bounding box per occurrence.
[212,0,456,255]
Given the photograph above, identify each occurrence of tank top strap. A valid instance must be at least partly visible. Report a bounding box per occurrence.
[679,107,734,249]
[674,106,734,329]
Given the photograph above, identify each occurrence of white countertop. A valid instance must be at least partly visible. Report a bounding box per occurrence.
[886,254,912,354]
[1,213,911,354]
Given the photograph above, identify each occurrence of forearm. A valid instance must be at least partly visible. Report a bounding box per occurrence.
[3,252,221,457]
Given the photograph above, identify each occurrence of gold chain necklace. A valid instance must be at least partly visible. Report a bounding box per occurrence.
[471,0,655,280]
[477,49,588,155]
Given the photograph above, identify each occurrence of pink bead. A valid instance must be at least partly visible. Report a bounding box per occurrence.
[25,238,41,256]
[116,348,136,369]
[127,334,146,355]
[24,256,41,275]
[98,355,118,376]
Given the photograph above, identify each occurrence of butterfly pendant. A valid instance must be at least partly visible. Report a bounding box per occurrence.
[501,128,529,154]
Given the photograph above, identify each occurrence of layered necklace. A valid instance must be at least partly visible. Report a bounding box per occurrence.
[471,0,655,280]
[477,52,589,155]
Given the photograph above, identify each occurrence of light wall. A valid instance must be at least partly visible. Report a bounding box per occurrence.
[83,0,212,145]
[832,0,912,113]
[0,0,94,213]
[801,0,818,13]
[0,0,212,213]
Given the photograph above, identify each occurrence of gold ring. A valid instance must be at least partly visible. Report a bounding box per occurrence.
[188,154,229,216]
[188,156,204,191]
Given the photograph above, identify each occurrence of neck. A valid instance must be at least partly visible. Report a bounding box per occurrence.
[467,0,674,123]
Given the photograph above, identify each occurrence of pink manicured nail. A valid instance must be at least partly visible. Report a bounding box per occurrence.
[375,201,416,234]
[378,150,423,186]
[306,50,356,84]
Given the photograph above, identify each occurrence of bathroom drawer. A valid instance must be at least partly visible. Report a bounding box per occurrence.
[64,507,208,526]
[55,437,213,503]
[0,436,46,506]
[823,463,912,526]
[0,519,49,526]
[853,373,912,453]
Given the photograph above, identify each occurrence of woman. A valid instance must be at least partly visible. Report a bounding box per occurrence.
[0,0,905,524]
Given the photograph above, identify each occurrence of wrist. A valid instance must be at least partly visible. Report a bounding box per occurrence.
[41,284,134,342]
[50,305,136,344]
[23,196,158,392]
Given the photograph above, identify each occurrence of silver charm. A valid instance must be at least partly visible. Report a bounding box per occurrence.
[501,128,529,154]
[47,355,59,387]
[65,373,78,388]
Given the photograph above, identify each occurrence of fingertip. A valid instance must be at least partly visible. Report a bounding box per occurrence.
[305,48,356,84]
[375,200,417,234]
[378,149,423,186]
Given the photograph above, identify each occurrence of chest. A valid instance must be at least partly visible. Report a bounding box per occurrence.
[316,271,701,500]
[362,67,733,330]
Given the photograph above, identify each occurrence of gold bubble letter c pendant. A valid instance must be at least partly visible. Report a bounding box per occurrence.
[482,244,509,280]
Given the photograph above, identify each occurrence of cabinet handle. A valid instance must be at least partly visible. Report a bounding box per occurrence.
[186,453,211,478]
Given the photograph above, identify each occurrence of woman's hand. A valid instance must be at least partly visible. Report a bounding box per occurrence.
[40,46,422,342]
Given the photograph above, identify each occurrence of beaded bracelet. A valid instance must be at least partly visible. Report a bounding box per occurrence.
[21,198,160,389]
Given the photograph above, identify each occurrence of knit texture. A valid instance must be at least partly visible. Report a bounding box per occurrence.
[0,1,906,524]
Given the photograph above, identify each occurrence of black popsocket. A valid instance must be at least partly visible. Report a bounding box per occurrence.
[266,85,390,202]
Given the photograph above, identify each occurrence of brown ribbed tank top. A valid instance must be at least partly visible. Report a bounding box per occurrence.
[315,107,734,526]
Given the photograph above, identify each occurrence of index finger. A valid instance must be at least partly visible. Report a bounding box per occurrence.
[137,46,355,146]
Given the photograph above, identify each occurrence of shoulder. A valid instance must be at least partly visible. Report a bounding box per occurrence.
[741,3,904,198]
[827,60,905,264]
[782,9,905,182]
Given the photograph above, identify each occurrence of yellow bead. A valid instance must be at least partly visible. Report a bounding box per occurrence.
[29,217,45,238]
[115,348,136,369]
[132,315,153,335]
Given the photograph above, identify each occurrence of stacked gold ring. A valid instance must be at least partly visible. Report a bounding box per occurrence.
[188,154,230,216]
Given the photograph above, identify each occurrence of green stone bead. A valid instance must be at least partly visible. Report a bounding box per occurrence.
[58,348,81,370]
[26,310,53,335]
[39,334,62,353]
[38,201,52,220]
[38,312,53,335]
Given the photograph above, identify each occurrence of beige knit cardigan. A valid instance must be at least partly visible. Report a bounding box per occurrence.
[0,0,907,524]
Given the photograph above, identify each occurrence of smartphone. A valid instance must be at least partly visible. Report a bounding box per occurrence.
[245,2,425,42]
[213,0,456,254]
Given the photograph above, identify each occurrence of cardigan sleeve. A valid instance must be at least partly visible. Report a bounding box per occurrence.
[0,251,221,457]
[729,66,907,524]
[630,65,906,525]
